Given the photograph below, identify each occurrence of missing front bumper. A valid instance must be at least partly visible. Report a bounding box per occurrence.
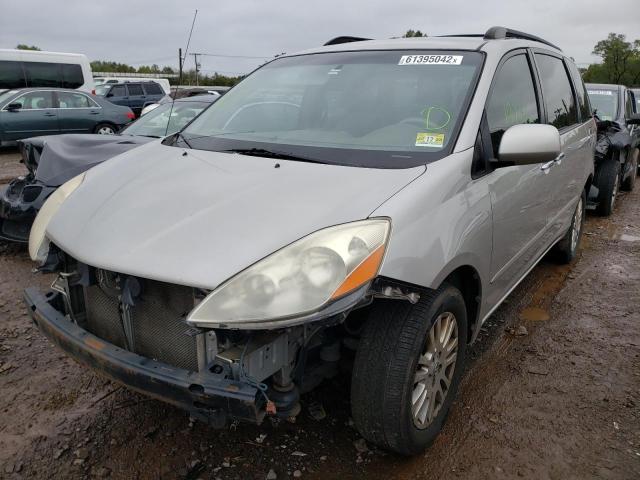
[23,287,266,426]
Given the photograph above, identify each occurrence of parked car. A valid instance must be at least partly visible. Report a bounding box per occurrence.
[141,89,221,116]
[0,48,95,93]
[0,95,217,243]
[94,77,171,94]
[95,81,165,117]
[0,88,134,146]
[25,27,595,455]
[586,84,640,215]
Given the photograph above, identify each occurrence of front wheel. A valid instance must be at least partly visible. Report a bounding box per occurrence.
[351,285,467,455]
[94,123,116,135]
[594,158,620,216]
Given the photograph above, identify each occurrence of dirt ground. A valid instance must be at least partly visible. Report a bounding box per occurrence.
[0,150,639,479]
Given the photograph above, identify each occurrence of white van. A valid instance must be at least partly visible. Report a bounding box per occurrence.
[0,49,94,93]
[93,77,171,94]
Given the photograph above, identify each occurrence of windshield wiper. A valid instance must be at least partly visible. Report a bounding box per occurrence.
[221,148,326,164]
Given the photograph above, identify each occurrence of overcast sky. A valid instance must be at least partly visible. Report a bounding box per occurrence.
[1,0,639,75]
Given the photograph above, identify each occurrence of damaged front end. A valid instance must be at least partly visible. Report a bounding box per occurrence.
[25,249,407,426]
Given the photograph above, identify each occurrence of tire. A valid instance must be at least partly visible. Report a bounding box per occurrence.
[553,189,586,264]
[594,158,620,217]
[351,285,468,455]
[94,123,116,135]
[621,148,638,191]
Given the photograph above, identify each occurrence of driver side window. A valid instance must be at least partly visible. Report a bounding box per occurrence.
[486,54,540,157]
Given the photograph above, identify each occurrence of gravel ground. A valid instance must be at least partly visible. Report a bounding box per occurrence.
[0,153,638,479]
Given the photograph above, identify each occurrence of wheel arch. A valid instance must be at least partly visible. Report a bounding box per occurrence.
[438,265,482,344]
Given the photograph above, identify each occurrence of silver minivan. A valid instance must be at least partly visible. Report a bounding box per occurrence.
[25,27,595,455]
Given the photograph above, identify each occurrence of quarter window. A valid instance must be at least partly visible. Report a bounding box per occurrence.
[12,91,54,110]
[535,54,578,129]
[566,61,591,121]
[486,54,540,157]
[61,64,84,89]
[57,91,96,108]
[143,83,163,95]
[127,84,144,96]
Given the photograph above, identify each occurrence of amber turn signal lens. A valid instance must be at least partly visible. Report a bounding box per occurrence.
[331,245,385,299]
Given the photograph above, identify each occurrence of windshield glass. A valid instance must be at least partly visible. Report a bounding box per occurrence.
[121,100,211,137]
[587,89,618,121]
[180,50,484,168]
[95,84,111,96]
[0,90,18,104]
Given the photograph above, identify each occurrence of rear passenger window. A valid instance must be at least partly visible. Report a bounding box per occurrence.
[127,84,144,96]
[110,85,126,97]
[0,61,26,89]
[567,61,591,121]
[535,54,578,129]
[143,83,163,95]
[486,54,540,157]
[24,62,61,88]
[61,64,84,89]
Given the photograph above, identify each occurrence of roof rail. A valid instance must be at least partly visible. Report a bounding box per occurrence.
[324,36,371,46]
[484,26,561,51]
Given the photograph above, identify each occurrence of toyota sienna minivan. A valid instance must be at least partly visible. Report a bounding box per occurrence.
[25,27,595,455]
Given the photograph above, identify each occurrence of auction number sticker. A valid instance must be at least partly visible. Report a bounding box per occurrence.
[416,133,445,148]
[399,55,463,65]
[587,90,613,96]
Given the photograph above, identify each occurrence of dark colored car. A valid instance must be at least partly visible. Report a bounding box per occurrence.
[95,82,165,117]
[0,88,134,145]
[586,83,640,216]
[0,95,217,242]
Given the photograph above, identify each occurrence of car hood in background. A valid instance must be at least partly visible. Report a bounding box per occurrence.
[46,143,425,289]
[25,134,155,186]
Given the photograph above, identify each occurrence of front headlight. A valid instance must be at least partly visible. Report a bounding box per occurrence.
[187,219,390,328]
[28,172,86,263]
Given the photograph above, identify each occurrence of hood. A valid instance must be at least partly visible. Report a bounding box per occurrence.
[27,134,154,186]
[46,142,424,289]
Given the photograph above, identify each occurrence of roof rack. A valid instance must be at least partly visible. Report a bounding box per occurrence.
[324,36,371,46]
[483,26,561,51]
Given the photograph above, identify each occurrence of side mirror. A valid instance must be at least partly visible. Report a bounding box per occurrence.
[627,113,640,125]
[497,124,561,167]
[6,102,22,112]
[106,92,114,98]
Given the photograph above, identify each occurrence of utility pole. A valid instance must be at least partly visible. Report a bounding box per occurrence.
[189,53,204,86]
[178,48,183,79]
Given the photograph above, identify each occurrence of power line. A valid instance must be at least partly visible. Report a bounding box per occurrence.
[189,52,272,59]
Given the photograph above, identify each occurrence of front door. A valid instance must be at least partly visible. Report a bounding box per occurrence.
[1,90,58,141]
[484,51,560,297]
[56,90,103,133]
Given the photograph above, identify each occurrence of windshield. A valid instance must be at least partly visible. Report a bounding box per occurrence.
[121,100,211,137]
[587,89,618,121]
[0,89,18,104]
[179,50,484,168]
[95,84,111,96]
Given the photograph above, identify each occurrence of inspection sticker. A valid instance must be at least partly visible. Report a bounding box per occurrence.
[416,133,445,148]
[588,90,613,96]
[399,55,463,65]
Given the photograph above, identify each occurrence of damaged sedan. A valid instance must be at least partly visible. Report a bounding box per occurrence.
[25,29,595,455]
[0,95,218,242]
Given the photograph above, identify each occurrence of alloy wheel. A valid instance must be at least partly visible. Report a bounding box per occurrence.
[611,172,619,211]
[570,196,583,253]
[412,312,458,429]
[97,126,115,135]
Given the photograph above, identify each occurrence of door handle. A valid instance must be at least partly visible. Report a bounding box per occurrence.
[43,112,56,117]
[89,111,100,115]
[554,152,565,166]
